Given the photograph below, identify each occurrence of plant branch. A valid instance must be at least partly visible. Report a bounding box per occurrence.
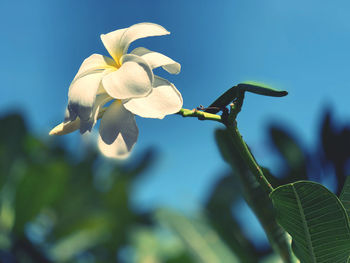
[177,108,222,122]
[224,95,274,193]
[226,121,274,193]
[177,88,275,194]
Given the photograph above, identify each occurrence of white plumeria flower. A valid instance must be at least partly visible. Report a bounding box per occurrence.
[49,23,183,159]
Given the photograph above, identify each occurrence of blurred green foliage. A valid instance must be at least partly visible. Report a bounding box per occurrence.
[0,109,349,262]
[0,113,188,263]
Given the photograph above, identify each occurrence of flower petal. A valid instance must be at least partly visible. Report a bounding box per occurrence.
[49,119,81,136]
[100,23,169,64]
[131,47,180,74]
[79,93,112,133]
[66,54,116,122]
[72,54,116,82]
[66,72,104,122]
[51,96,111,136]
[100,28,126,64]
[101,54,153,100]
[123,75,183,119]
[98,101,138,158]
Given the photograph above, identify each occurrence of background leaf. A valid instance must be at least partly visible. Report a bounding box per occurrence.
[156,209,240,263]
[13,161,69,234]
[269,125,308,184]
[321,110,350,194]
[0,114,27,187]
[205,173,260,262]
[215,128,293,262]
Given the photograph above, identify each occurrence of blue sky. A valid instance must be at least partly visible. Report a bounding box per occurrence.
[2,0,350,218]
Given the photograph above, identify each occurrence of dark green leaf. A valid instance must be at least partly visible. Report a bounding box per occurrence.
[269,125,308,183]
[321,110,350,194]
[0,114,27,186]
[270,181,350,263]
[205,86,241,113]
[237,82,288,97]
[206,173,260,263]
[14,161,69,234]
[205,83,287,113]
[340,176,350,219]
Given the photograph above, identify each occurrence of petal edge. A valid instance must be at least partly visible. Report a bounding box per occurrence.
[98,101,138,158]
[123,75,183,119]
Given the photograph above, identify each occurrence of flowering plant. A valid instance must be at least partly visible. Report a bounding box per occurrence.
[49,23,350,263]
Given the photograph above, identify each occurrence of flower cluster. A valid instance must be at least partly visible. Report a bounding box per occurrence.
[50,23,182,158]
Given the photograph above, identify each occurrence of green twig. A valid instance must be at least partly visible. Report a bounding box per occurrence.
[178,89,274,194]
[225,95,274,193]
[226,121,274,193]
[177,108,222,122]
[177,88,291,260]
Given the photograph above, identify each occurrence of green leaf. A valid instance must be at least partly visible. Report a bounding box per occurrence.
[206,173,260,263]
[270,181,350,263]
[237,82,288,97]
[13,161,69,234]
[49,214,111,262]
[340,176,350,219]
[0,114,27,187]
[156,209,240,263]
[129,226,192,263]
[215,128,294,262]
[205,86,241,113]
[205,83,287,113]
[269,125,308,183]
[321,111,350,195]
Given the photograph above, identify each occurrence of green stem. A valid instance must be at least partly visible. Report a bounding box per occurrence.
[177,108,222,122]
[177,105,273,193]
[225,98,274,193]
[226,122,274,193]
[177,96,291,260]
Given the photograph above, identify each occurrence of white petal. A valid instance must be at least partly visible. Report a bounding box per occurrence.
[72,54,116,82]
[49,119,81,136]
[51,96,111,136]
[101,54,153,100]
[98,101,138,158]
[100,23,169,64]
[131,47,180,74]
[66,72,105,122]
[100,28,126,64]
[123,76,183,119]
[66,54,116,122]
[79,93,112,133]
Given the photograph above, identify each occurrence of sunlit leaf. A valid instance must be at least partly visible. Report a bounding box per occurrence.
[129,226,191,263]
[49,214,111,262]
[156,209,240,263]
